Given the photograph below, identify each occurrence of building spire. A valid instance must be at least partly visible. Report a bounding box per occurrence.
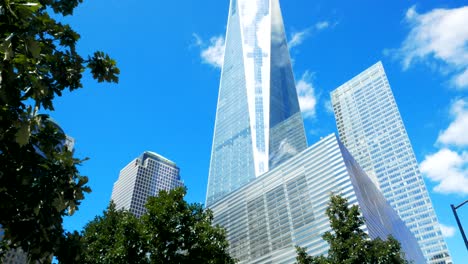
[206,0,307,206]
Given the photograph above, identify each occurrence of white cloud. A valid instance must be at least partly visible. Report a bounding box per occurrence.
[192,33,203,47]
[397,6,468,89]
[288,29,310,49]
[200,36,225,68]
[315,21,330,30]
[296,71,317,119]
[420,148,468,195]
[192,33,225,68]
[454,69,468,87]
[422,99,468,196]
[438,99,468,146]
[288,20,336,50]
[439,223,456,238]
[323,99,334,115]
[196,20,336,67]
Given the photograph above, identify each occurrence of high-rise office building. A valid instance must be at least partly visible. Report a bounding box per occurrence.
[331,61,451,264]
[206,1,424,263]
[111,151,183,218]
[206,0,308,206]
[210,134,425,264]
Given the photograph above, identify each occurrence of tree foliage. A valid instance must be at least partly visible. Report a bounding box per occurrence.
[295,246,328,264]
[77,202,148,264]
[0,0,119,261]
[295,195,410,264]
[74,187,236,264]
[322,195,368,263]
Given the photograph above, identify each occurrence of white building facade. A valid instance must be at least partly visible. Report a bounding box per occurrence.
[210,134,426,264]
[111,151,183,217]
[331,61,451,264]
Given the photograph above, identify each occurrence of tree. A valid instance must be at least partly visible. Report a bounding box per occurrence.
[366,236,409,264]
[295,246,327,264]
[78,202,148,264]
[295,195,410,264]
[142,187,236,264]
[322,195,369,264]
[77,187,236,264]
[0,0,119,261]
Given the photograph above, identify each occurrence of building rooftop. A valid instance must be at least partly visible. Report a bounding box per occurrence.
[142,151,177,167]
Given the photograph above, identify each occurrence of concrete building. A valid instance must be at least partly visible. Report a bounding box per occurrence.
[111,151,183,217]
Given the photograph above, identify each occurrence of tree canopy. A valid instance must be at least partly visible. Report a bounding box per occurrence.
[70,187,236,264]
[0,0,119,261]
[295,195,410,264]
[78,202,148,264]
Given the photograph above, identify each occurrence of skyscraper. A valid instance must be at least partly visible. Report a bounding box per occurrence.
[206,0,307,206]
[206,1,424,263]
[331,61,451,264]
[111,151,183,218]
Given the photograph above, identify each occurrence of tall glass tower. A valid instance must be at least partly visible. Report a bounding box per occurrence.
[331,61,451,264]
[206,0,307,206]
[205,3,424,263]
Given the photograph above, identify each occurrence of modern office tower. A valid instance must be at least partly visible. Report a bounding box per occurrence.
[206,1,424,263]
[331,61,451,264]
[210,134,426,264]
[206,0,307,206]
[111,151,183,218]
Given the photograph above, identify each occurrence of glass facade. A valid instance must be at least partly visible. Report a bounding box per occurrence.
[206,0,307,207]
[210,134,425,264]
[331,61,451,264]
[111,151,183,218]
[206,2,424,263]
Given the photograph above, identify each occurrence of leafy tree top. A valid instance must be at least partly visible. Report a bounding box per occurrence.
[323,195,368,264]
[295,194,410,264]
[73,187,236,264]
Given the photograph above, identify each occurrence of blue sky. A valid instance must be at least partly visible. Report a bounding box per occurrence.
[50,0,467,262]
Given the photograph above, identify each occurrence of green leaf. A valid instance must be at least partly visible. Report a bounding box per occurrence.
[28,39,41,59]
[34,206,41,216]
[87,51,120,83]
[21,2,42,12]
[15,122,31,146]
[0,34,14,61]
